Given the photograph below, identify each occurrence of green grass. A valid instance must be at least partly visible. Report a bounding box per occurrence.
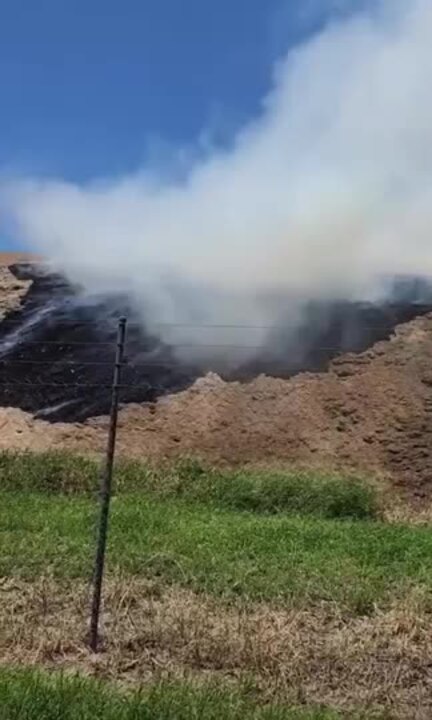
[2,490,432,612]
[0,667,381,719]
[0,450,379,520]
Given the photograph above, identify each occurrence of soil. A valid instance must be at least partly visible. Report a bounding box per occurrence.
[0,266,32,320]
[1,261,432,500]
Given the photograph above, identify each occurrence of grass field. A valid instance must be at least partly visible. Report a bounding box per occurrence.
[1,451,431,717]
[0,668,349,720]
[2,489,432,611]
[0,450,379,518]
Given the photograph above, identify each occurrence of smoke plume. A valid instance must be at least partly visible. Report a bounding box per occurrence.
[2,0,432,356]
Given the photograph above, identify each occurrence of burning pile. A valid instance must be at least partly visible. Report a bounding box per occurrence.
[2,260,432,500]
[1,261,432,427]
[0,262,199,421]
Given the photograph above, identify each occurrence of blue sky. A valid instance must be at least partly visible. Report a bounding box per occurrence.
[3,0,430,310]
[0,0,359,183]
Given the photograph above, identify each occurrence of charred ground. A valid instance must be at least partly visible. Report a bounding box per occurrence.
[1,262,432,422]
[0,264,199,421]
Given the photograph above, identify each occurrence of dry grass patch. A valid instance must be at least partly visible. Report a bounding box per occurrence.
[1,575,432,716]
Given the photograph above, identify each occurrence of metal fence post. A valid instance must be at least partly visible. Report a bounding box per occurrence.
[89,316,127,652]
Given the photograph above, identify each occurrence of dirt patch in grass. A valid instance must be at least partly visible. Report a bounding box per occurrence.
[1,576,431,716]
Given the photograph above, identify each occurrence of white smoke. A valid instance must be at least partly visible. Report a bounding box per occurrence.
[2,0,432,354]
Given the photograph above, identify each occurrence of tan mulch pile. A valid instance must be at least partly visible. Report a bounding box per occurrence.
[0,265,31,320]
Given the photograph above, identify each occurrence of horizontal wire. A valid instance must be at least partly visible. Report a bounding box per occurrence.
[0,339,121,347]
[0,358,128,367]
[0,354,347,370]
[0,343,373,353]
[0,317,419,330]
[0,361,176,370]
[0,348,349,364]
[0,382,156,389]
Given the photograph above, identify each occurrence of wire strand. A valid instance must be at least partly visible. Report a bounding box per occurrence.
[0,317,418,330]
[0,381,155,389]
[0,348,349,365]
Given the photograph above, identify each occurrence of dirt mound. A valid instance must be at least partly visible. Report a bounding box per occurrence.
[104,314,432,498]
[0,266,31,320]
[1,313,432,498]
[0,406,101,454]
[0,252,42,266]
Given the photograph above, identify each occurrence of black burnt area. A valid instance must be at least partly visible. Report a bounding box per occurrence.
[235,294,432,379]
[0,264,200,421]
[1,264,432,422]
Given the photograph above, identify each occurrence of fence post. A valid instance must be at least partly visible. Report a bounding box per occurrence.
[89,316,127,652]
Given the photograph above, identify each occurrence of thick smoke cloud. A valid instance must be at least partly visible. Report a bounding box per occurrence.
[2,0,432,355]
